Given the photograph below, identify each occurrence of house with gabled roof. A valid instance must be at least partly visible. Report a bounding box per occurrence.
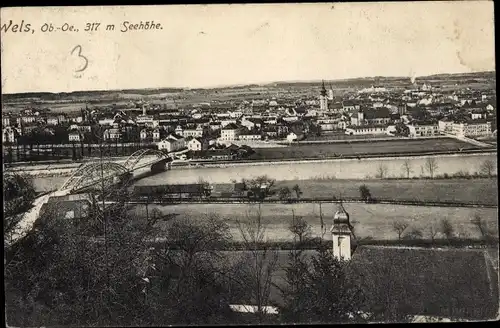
[157,133,186,152]
[186,136,208,152]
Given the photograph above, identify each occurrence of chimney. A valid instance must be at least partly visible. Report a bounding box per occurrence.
[330,202,354,261]
[143,105,147,116]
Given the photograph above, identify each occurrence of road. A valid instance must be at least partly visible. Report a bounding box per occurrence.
[7,189,71,245]
[445,133,493,148]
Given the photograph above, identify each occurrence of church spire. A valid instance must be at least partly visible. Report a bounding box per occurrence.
[321,80,327,96]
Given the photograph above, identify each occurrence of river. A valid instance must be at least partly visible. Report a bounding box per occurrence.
[32,152,497,191]
[135,153,497,185]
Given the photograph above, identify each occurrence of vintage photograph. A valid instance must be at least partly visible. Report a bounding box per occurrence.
[2,2,498,325]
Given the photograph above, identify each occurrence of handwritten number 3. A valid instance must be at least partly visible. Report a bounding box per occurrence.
[71,45,88,73]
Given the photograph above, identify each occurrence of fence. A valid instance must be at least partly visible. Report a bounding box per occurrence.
[124,195,497,208]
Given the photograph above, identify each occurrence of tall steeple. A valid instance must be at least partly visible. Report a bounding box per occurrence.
[321,80,327,96]
[331,200,355,261]
[319,80,328,111]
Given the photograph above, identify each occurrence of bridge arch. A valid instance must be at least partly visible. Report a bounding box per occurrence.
[124,148,169,170]
[59,162,130,192]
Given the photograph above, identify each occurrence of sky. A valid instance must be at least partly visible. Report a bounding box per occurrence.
[0,2,495,94]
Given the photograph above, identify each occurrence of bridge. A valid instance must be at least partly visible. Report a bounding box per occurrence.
[59,148,172,193]
[9,149,173,245]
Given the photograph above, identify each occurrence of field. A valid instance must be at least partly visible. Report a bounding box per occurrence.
[300,133,399,142]
[271,178,498,205]
[251,138,480,160]
[130,202,498,242]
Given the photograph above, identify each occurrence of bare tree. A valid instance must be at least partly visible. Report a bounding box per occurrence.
[236,207,279,323]
[424,157,438,178]
[375,163,388,179]
[359,185,372,202]
[288,215,312,245]
[292,184,302,199]
[479,159,496,178]
[392,221,409,240]
[427,220,439,244]
[471,213,492,240]
[440,219,455,241]
[401,159,413,179]
[404,227,423,240]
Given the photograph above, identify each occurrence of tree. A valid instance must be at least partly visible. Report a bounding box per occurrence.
[244,175,276,200]
[479,159,496,178]
[440,219,455,241]
[359,185,371,202]
[280,245,366,324]
[278,187,292,203]
[403,227,423,240]
[424,157,438,178]
[288,215,311,245]
[280,213,312,323]
[401,159,413,179]
[3,173,37,246]
[427,220,439,244]
[149,214,237,325]
[5,192,157,327]
[292,184,302,199]
[392,221,409,241]
[471,213,493,241]
[375,163,388,179]
[236,207,279,323]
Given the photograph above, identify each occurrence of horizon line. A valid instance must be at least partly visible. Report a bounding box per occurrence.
[2,70,495,96]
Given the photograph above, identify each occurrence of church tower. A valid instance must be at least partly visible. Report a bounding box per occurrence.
[319,80,328,111]
[330,201,355,261]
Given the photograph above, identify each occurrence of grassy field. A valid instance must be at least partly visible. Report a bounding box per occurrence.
[251,138,480,160]
[300,133,398,142]
[130,202,498,242]
[272,178,498,205]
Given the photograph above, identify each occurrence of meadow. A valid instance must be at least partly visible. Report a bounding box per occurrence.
[251,138,481,160]
[130,202,498,242]
[272,178,498,205]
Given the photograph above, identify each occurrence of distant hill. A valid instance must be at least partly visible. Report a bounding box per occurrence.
[2,71,495,100]
[2,88,185,101]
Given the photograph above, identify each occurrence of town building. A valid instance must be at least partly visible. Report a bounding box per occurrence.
[407,121,440,137]
[451,120,492,137]
[186,136,208,152]
[68,129,84,142]
[2,126,19,144]
[345,125,387,136]
[103,128,122,141]
[157,133,186,152]
[239,133,262,141]
[286,131,304,142]
[2,117,11,127]
[342,100,361,112]
[438,118,454,134]
[220,123,241,141]
[181,125,205,138]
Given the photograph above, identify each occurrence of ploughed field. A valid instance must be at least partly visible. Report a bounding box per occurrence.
[130,202,498,242]
[250,138,483,160]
